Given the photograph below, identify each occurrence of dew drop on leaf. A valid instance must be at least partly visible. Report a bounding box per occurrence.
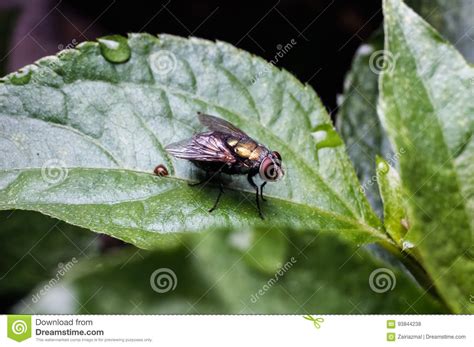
[402,240,414,251]
[377,160,389,174]
[98,35,131,63]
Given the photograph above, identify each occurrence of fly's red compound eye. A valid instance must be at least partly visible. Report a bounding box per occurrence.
[259,157,281,181]
[272,151,281,161]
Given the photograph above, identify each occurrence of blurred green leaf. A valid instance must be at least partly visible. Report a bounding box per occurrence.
[22,231,444,314]
[242,228,288,275]
[407,0,474,62]
[336,30,390,215]
[0,210,99,312]
[379,0,473,313]
[0,34,383,249]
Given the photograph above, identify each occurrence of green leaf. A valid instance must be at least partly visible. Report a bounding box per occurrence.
[406,0,474,63]
[0,34,383,249]
[0,210,99,309]
[336,30,392,215]
[375,157,408,246]
[336,0,474,215]
[20,231,445,314]
[379,0,474,313]
[241,228,288,275]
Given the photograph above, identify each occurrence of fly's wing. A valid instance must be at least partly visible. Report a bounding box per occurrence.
[165,132,236,163]
[198,112,249,138]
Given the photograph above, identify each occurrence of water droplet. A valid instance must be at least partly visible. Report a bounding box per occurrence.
[312,123,343,150]
[377,160,389,174]
[10,68,32,85]
[98,35,131,63]
[402,240,414,251]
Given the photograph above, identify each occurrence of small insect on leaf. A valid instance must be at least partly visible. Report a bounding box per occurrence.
[165,113,284,219]
[154,164,169,177]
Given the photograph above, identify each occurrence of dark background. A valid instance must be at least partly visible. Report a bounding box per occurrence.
[0,0,383,113]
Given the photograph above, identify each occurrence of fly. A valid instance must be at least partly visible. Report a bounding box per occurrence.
[165,112,284,219]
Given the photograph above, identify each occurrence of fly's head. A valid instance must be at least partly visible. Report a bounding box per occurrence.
[258,151,284,182]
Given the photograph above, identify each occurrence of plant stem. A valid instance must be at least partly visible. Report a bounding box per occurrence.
[379,241,452,312]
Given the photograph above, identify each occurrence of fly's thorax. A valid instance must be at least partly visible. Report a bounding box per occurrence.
[226,136,268,163]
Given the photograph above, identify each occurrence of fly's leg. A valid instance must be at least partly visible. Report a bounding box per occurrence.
[247,174,264,219]
[260,182,267,202]
[189,171,224,213]
[209,182,224,213]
